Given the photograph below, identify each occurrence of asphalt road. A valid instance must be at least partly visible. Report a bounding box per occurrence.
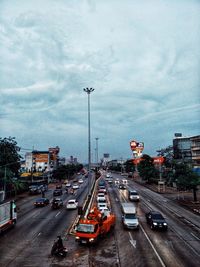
[0,172,200,267]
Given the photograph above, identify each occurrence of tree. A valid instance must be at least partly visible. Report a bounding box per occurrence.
[174,163,200,202]
[52,164,83,181]
[124,159,135,173]
[137,154,159,183]
[0,137,22,194]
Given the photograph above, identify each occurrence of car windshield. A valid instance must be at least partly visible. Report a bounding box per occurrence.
[76,224,95,233]
[68,200,75,204]
[153,214,164,220]
[125,214,136,219]
[130,192,138,196]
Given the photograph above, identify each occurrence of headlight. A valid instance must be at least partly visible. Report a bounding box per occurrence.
[89,238,94,242]
[75,236,80,240]
[153,222,157,225]
[163,223,167,226]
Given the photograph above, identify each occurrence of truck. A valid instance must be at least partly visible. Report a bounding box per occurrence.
[121,202,139,230]
[0,200,17,234]
[75,206,115,244]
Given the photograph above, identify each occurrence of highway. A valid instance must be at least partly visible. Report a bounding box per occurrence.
[0,172,200,267]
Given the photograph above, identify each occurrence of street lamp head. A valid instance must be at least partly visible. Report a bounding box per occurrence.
[83,87,95,94]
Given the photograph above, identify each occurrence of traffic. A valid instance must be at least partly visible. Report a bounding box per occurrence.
[0,170,200,267]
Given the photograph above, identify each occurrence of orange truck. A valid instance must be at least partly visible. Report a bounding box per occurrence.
[75,206,115,244]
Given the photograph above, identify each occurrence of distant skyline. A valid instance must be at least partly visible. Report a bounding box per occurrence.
[1,0,200,163]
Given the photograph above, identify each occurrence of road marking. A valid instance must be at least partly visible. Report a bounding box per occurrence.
[55,211,61,217]
[37,232,41,236]
[191,232,200,241]
[128,232,136,248]
[140,224,166,267]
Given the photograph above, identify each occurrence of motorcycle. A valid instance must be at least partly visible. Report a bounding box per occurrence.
[51,241,68,257]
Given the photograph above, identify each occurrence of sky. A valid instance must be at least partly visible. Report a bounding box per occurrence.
[0,0,200,163]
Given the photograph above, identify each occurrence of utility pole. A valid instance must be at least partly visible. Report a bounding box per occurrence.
[95,137,99,167]
[83,87,95,196]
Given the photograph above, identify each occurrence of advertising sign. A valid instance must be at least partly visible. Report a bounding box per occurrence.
[34,153,49,163]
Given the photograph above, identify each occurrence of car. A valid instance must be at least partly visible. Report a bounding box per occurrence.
[29,185,41,195]
[34,198,49,207]
[118,184,126,190]
[56,184,62,189]
[72,184,79,190]
[146,211,168,231]
[97,195,106,202]
[128,190,140,201]
[65,183,71,188]
[51,198,63,209]
[98,203,108,211]
[97,193,105,198]
[115,179,120,185]
[66,199,78,210]
[78,179,84,184]
[53,189,63,196]
[98,188,107,194]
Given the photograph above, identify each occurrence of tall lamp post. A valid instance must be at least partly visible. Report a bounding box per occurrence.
[83,87,95,195]
[95,137,99,167]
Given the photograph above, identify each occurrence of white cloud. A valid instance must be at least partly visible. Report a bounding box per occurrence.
[0,0,199,162]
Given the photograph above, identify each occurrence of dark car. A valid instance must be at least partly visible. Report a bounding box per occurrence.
[51,198,63,209]
[34,198,49,207]
[29,185,41,195]
[53,189,63,196]
[56,184,62,189]
[146,211,168,230]
[118,184,126,190]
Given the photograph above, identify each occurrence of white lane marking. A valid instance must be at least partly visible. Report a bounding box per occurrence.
[191,232,200,241]
[128,232,136,248]
[55,211,61,217]
[37,232,41,236]
[140,224,166,267]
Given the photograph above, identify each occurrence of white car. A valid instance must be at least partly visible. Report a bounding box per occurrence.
[97,203,108,211]
[65,183,71,188]
[97,193,105,198]
[66,199,78,210]
[72,184,79,190]
[78,179,84,184]
[97,196,106,203]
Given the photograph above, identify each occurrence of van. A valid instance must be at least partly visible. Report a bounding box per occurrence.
[121,202,139,230]
[128,190,140,201]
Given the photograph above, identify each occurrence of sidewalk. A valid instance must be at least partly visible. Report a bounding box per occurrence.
[134,177,200,215]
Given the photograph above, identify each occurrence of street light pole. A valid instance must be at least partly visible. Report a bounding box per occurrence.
[95,137,99,167]
[83,87,95,195]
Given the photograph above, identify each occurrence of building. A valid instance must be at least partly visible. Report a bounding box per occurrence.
[102,153,110,167]
[173,135,192,164]
[190,135,200,174]
[173,134,200,172]
[24,147,60,173]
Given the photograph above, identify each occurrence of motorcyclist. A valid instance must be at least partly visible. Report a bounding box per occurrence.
[56,235,64,250]
[51,236,67,256]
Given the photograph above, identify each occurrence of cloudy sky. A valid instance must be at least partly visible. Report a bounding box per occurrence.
[0,0,200,163]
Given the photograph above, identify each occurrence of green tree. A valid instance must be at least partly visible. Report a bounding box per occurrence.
[52,164,83,181]
[137,154,159,183]
[174,163,200,202]
[0,137,22,194]
[124,159,135,173]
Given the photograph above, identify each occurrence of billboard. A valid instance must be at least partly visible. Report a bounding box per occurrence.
[130,140,144,158]
[33,153,49,163]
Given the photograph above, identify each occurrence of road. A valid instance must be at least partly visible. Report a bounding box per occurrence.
[0,172,199,267]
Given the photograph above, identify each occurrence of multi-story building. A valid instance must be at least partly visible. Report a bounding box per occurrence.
[173,135,192,164]
[173,134,200,172]
[24,147,60,172]
[190,135,200,174]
